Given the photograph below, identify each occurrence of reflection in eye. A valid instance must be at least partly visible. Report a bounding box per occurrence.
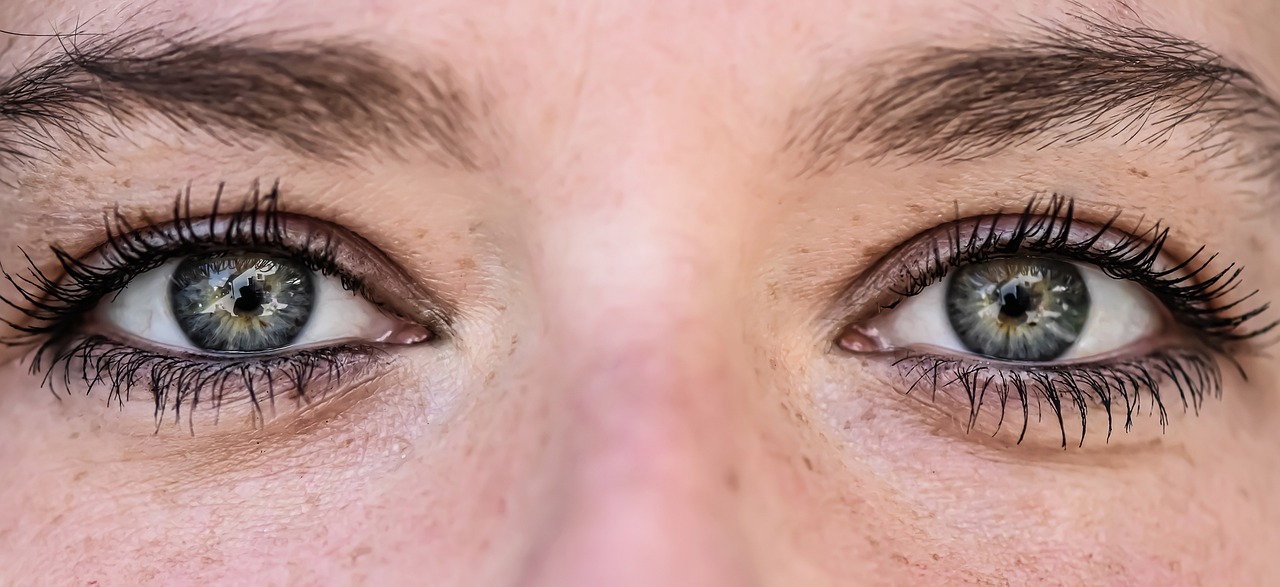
[876,257,1158,363]
[0,185,437,428]
[838,196,1275,447]
[103,253,414,354]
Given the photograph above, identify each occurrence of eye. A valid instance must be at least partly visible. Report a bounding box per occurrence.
[832,196,1275,447]
[869,257,1161,362]
[0,186,448,429]
[99,253,418,354]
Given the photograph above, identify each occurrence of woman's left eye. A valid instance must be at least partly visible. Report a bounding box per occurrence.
[867,257,1161,362]
[99,252,421,355]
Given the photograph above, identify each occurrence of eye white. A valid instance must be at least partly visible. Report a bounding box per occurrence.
[98,259,402,352]
[872,261,1161,362]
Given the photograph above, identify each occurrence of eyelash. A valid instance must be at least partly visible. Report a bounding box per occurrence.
[0,183,388,427]
[867,195,1275,447]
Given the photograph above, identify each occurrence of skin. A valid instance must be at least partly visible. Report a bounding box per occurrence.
[1,0,1279,585]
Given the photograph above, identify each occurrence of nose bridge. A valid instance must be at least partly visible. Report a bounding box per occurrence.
[517,158,763,584]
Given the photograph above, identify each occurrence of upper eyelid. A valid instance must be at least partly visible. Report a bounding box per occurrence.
[825,214,1145,322]
[823,200,1272,343]
[0,187,455,344]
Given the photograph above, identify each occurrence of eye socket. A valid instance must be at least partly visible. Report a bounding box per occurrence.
[860,256,1163,363]
[98,252,428,355]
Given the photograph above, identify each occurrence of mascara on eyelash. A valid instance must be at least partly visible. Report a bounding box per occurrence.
[886,195,1276,343]
[0,181,363,349]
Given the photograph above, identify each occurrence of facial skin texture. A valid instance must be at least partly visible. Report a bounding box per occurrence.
[1,0,1279,585]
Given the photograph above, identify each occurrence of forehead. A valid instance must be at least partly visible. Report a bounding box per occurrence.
[1,0,1276,197]
[7,0,1274,85]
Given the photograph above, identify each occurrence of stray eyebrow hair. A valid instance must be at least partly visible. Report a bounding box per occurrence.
[789,14,1280,182]
[0,27,481,169]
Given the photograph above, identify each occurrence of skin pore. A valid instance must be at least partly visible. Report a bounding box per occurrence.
[1,0,1278,585]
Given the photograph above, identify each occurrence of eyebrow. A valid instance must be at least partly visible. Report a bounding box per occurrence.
[0,28,481,169]
[788,15,1280,181]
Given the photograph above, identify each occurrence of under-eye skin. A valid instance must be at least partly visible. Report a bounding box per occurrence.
[835,196,1276,447]
[0,182,442,429]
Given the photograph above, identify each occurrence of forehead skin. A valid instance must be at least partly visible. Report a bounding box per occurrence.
[0,1,1278,586]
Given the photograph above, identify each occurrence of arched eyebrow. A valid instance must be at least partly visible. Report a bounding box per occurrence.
[788,16,1280,184]
[0,28,483,170]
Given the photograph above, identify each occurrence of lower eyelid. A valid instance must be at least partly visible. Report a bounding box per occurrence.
[857,345,1222,447]
[38,334,393,431]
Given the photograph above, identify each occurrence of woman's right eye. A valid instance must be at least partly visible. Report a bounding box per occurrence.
[99,252,429,355]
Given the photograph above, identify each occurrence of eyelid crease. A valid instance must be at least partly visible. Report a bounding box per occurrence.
[826,195,1276,345]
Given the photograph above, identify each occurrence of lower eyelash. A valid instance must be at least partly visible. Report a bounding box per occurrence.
[36,334,389,430]
[887,346,1224,447]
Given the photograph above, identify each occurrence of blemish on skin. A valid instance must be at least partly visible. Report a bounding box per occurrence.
[72,470,88,482]
[348,545,373,564]
[1127,166,1150,178]
[769,358,779,370]
[457,257,477,270]
[802,455,814,472]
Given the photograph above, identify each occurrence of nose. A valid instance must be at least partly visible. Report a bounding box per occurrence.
[520,341,762,587]
[517,205,767,587]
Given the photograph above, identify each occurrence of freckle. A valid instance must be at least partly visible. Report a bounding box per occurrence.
[457,257,477,270]
[802,455,814,472]
[73,470,87,482]
[1127,166,1150,178]
[769,358,778,370]
[485,371,497,384]
[723,468,740,493]
[68,432,79,439]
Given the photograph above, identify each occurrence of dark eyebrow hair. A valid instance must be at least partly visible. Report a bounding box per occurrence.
[0,27,481,169]
[788,15,1280,182]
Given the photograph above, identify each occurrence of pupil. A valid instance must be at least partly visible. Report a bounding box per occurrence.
[234,283,265,316]
[998,281,1034,321]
